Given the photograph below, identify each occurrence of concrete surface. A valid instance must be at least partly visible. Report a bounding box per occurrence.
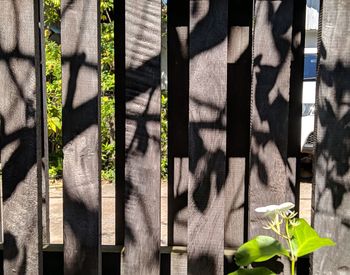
[49,181,311,245]
[49,182,168,245]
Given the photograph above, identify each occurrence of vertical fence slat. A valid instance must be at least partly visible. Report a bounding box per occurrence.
[122,0,161,274]
[168,0,189,247]
[188,0,228,274]
[249,0,294,238]
[312,0,350,273]
[0,0,44,273]
[61,0,101,273]
[226,0,253,247]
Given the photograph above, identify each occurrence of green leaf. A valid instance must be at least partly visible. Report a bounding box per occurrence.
[289,218,336,257]
[235,236,289,266]
[229,267,276,275]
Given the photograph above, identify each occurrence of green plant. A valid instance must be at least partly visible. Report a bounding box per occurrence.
[46,36,63,178]
[161,90,168,180]
[230,203,335,275]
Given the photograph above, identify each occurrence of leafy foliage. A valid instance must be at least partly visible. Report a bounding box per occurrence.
[233,204,335,275]
[45,37,63,178]
[289,218,335,258]
[161,90,168,180]
[235,236,289,266]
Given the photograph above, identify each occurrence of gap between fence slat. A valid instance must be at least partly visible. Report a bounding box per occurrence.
[287,0,306,212]
[167,0,189,247]
[37,0,50,246]
[226,0,253,247]
[115,0,126,247]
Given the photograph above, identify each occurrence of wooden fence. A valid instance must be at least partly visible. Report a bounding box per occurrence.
[0,0,349,274]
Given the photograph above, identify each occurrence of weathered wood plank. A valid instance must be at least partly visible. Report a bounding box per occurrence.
[188,0,228,274]
[226,0,252,247]
[61,0,101,273]
[249,2,295,273]
[312,0,350,273]
[159,247,238,275]
[122,0,161,274]
[167,0,189,247]
[0,0,44,273]
[249,0,294,237]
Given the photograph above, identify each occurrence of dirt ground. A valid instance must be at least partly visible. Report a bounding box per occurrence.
[49,181,311,245]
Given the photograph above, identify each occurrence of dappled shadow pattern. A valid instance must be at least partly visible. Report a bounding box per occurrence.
[0,0,308,274]
[3,232,27,275]
[315,41,350,213]
[60,0,101,273]
[0,0,46,273]
[311,3,350,271]
[250,0,294,186]
[248,4,305,259]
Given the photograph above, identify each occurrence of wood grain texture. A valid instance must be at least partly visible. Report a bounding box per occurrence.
[167,0,189,246]
[188,0,228,274]
[312,0,350,273]
[61,0,101,273]
[0,0,43,273]
[122,0,161,274]
[249,0,294,238]
[226,0,252,247]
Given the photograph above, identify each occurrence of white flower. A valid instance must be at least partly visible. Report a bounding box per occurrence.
[255,202,295,217]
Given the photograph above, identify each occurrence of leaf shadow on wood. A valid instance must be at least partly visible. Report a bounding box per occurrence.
[2,232,27,274]
[314,40,350,215]
[60,0,101,273]
[0,0,44,272]
[0,0,307,274]
[188,102,227,214]
[243,5,305,273]
[0,0,37,199]
[115,1,163,272]
[118,0,232,271]
[0,117,37,202]
[250,0,294,187]
[167,0,237,245]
